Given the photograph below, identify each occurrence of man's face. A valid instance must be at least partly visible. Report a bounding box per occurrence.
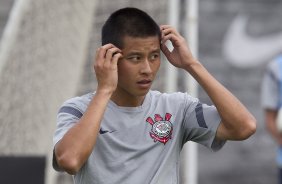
[114,36,161,102]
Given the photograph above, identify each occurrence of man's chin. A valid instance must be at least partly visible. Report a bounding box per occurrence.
[135,88,150,96]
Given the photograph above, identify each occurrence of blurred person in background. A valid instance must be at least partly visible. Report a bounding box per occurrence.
[262,54,282,184]
[52,7,256,184]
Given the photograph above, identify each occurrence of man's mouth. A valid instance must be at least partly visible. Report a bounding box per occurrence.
[137,79,151,84]
[137,79,152,88]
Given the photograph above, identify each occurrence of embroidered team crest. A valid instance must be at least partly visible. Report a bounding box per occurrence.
[146,113,173,144]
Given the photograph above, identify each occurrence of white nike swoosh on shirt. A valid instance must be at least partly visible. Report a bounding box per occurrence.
[222,14,282,68]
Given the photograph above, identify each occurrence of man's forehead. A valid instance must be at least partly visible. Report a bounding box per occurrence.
[121,36,160,50]
[122,36,160,43]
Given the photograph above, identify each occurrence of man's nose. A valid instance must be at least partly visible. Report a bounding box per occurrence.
[140,59,152,74]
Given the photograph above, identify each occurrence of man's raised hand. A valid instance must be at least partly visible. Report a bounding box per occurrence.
[160,25,198,70]
[94,44,123,94]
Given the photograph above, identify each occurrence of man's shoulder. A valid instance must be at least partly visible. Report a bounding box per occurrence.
[61,92,93,110]
[268,55,282,69]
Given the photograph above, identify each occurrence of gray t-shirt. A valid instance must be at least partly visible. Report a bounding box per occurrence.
[261,55,282,110]
[53,90,225,184]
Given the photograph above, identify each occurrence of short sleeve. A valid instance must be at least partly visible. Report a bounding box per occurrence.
[182,94,225,151]
[261,62,280,110]
[53,102,84,147]
[52,94,92,171]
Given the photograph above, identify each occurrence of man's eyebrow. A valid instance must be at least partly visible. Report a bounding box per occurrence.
[151,48,161,53]
[125,49,161,56]
[126,52,142,55]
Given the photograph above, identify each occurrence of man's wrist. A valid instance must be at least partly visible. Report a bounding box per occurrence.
[95,88,114,100]
[184,60,202,74]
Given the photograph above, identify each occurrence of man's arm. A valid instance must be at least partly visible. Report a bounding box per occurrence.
[160,25,256,141]
[54,44,122,174]
[264,109,282,145]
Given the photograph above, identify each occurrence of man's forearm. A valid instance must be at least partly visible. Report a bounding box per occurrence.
[54,90,112,174]
[185,62,256,140]
[265,110,281,144]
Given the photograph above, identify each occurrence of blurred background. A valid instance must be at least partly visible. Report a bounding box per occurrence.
[0,0,281,183]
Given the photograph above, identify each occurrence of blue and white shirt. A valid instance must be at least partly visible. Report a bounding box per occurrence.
[261,55,282,167]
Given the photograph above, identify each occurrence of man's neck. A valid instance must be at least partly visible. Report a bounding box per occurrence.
[110,92,147,107]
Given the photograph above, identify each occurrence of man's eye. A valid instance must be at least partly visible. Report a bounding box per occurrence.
[128,56,140,62]
[150,54,159,60]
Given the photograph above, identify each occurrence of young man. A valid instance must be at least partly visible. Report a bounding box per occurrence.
[261,55,282,184]
[53,7,256,184]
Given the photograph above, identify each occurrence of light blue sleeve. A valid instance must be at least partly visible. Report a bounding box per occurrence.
[261,60,280,110]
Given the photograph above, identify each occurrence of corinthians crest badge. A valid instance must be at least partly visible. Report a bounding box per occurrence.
[146,113,173,144]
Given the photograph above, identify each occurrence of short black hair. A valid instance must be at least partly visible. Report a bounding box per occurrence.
[102,7,161,48]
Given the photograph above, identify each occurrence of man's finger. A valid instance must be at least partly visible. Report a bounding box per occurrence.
[112,53,123,66]
[105,47,122,64]
[161,42,171,58]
